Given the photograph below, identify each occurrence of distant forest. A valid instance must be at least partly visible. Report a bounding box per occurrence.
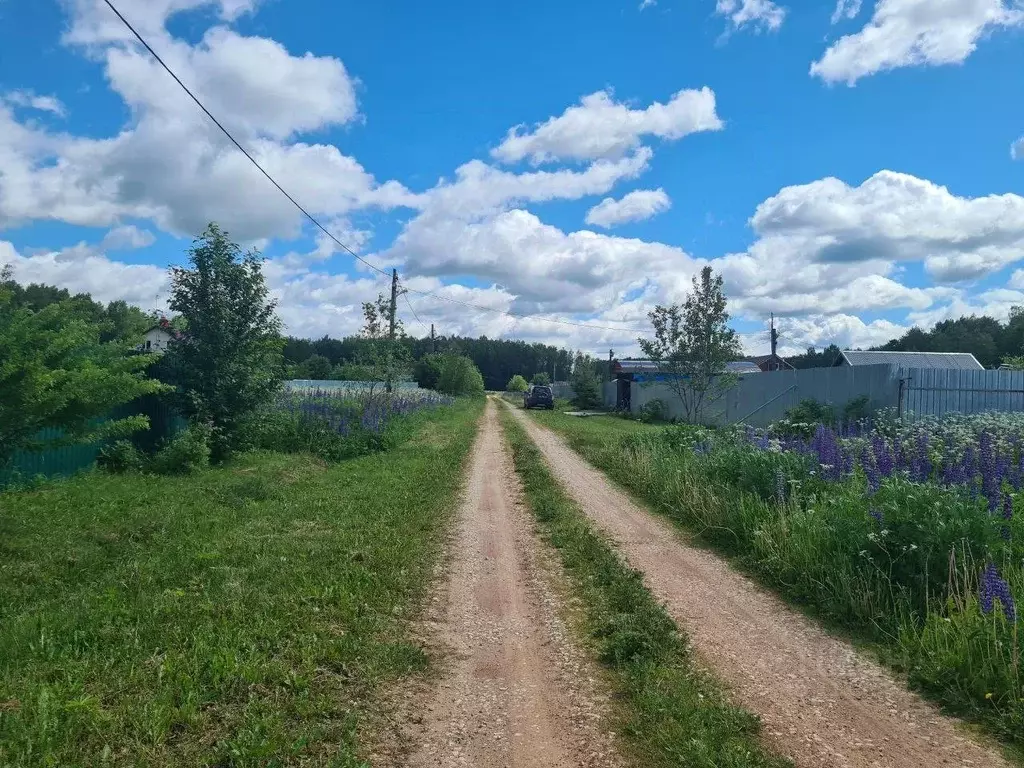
[785,311,1024,370]
[284,335,580,391]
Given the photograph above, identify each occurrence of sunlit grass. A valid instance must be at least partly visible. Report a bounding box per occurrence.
[0,399,483,767]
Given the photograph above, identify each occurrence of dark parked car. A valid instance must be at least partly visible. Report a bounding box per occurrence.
[524,384,554,410]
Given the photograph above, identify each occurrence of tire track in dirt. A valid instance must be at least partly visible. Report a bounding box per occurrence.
[394,400,622,768]
[508,403,1008,768]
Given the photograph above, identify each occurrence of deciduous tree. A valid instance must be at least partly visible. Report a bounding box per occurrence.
[163,224,283,459]
[639,266,741,424]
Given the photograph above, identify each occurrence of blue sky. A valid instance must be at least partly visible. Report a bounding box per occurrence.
[2,0,1023,356]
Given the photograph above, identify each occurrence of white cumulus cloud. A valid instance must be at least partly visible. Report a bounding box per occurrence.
[716,0,787,32]
[4,90,67,117]
[811,0,1024,85]
[585,188,671,228]
[830,0,862,24]
[491,88,722,165]
[1012,136,1024,160]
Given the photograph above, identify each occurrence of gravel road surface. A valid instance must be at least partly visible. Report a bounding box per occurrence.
[398,401,622,768]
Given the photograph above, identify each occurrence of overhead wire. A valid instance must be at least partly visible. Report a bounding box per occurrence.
[101,0,648,336]
[99,0,389,279]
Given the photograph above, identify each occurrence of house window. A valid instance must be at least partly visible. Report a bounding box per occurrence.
[146,340,151,350]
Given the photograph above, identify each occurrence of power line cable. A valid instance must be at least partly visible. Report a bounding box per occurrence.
[100,0,389,278]
[103,0,649,335]
[401,291,430,334]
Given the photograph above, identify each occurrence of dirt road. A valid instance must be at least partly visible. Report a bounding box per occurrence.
[508,405,1007,768]
[397,401,621,768]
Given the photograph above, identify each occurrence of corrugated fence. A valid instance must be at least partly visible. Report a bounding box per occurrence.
[1,398,186,489]
[613,364,1024,426]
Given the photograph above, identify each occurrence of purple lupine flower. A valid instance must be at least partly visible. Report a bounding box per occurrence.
[869,508,884,525]
[1003,492,1014,522]
[980,563,1016,620]
[872,434,894,477]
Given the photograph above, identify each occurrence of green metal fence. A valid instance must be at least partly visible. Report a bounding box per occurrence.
[0,398,187,489]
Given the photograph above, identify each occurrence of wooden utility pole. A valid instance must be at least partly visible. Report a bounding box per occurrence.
[430,323,436,354]
[389,269,399,342]
[769,313,779,371]
[387,269,398,393]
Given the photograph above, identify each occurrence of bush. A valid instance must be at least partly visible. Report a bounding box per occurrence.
[437,355,485,396]
[506,374,529,392]
[97,440,144,474]
[531,372,550,386]
[774,398,836,437]
[150,423,212,475]
[638,398,667,423]
[570,373,602,409]
[414,354,444,390]
[842,395,871,423]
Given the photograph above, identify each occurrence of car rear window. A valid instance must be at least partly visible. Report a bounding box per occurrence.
[535,386,552,395]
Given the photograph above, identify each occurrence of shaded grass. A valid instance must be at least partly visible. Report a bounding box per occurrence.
[499,407,790,768]
[528,409,1023,761]
[0,399,484,767]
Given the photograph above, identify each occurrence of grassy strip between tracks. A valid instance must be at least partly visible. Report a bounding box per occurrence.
[0,398,484,768]
[499,407,791,768]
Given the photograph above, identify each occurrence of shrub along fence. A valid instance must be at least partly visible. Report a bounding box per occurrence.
[0,398,186,489]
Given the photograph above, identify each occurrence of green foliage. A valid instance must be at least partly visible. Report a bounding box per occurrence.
[281,333,575,391]
[1002,355,1024,370]
[569,352,602,408]
[295,353,333,380]
[786,344,843,370]
[774,396,872,438]
[242,406,398,462]
[639,266,742,424]
[413,353,444,390]
[506,374,529,392]
[437,355,485,396]
[638,398,668,423]
[0,271,155,345]
[0,270,167,467]
[501,409,790,768]
[530,371,551,385]
[149,423,212,475]
[162,224,284,460]
[96,440,145,474]
[0,402,482,765]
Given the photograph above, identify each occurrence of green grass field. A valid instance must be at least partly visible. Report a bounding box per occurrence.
[499,408,790,768]
[0,399,483,767]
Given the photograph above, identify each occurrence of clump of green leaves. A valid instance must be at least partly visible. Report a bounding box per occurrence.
[0,266,167,468]
[506,374,529,392]
[161,224,284,460]
[437,355,485,396]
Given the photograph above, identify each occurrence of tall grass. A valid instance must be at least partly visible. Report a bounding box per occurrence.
[531,411,1023,753]
[0,399,482,766]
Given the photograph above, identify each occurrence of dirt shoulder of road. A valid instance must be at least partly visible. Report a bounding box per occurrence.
[507,402,1009,768]
[373,399,622,768]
